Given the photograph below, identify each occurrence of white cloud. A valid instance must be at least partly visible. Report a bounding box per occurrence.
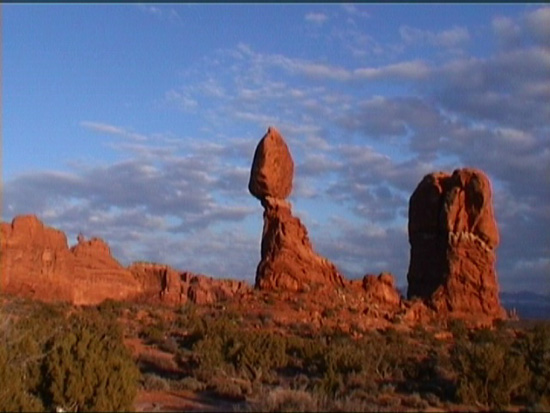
[80,121,148,141]
[525,6,550,42]
[492,16,522,47]
[164,89,198,111]
[305,12,328,24]
[400,25,470,48]
[354,60,431,80]
[136,4,182,23]
[341,4,370,19]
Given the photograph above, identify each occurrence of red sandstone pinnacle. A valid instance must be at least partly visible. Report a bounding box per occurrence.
[407,168,505,318]
[249,127,344,292]
[254,196,345,292]
[249,126,294,200]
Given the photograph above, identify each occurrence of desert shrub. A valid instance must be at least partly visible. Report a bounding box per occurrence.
[172,376,206,392]
[450,328,530,409]
[285,335,327,375]
[209,376,250,401]
[227,330,288,381]
[249,388,319,412]
[447,318,468,339]
[96,299,125,318]
[158,336,179,354]
[41,311,140,412]
[245,387,385,413]
[141,373,170,391]
[517,323,550,406]
[140,322,167,345]
[185,311,289,384]
[0,340,44,412]
[0,303,67,412]
[285,330,414,398]
[191,331,227,375]
[401,392,429,409]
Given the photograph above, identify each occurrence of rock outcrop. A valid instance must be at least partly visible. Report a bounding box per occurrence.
[187,275,250,305]
[129,262,251,306]
[0,215,142,305]
[0,215,252,306]
[407,168,505,319]
[129,262,189,305]
[362,272,401,307]
[249,127,345,291]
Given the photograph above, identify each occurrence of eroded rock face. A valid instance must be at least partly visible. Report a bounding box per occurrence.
[249,127,294,200]
[1,215,251,307]
[256,196,345,291]
[187,275,251,305]
[129,262,189,305]
[362,272,401,307]
[0,215,142,305]
[407,168,505,318]
[129,262,251,306]
[249,127,344,292]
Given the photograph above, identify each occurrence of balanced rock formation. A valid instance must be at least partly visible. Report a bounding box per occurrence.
[407,168,505,318]
[249,126,294,200]
[249,127,345,291]
[0,215,142,305]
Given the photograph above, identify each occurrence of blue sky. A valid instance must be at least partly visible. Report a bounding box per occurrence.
[3,4,549,294]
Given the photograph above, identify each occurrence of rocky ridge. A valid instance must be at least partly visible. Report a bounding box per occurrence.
[0,216,249,306]
[0,127,508,327]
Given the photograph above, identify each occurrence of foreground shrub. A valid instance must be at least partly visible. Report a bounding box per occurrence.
[451,329,530,409]
[42,311,140,412]
[0,341,44,412]
[0,302,65,412]
[227,330,288,381]
[517,324,550,406]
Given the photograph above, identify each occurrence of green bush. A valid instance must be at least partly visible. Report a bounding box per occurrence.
[42,311,140,412]
[140,323,167,345]
[451,329,530,409]
[0,302,65,412]
[227,330,288,381]
[0,342,44,412]
[141,373,170,391]
[517,324,550,406]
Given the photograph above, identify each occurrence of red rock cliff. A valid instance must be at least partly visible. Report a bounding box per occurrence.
[0,215,142,305]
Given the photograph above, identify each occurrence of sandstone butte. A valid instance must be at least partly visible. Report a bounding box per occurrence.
[0,126,509,326]
[407,168,506,320]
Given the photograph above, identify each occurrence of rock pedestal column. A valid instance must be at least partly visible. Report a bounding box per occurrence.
[249,127,344,292]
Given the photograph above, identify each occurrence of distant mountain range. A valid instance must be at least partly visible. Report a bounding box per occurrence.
[396,287,549,320]
[500,291,550,320]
